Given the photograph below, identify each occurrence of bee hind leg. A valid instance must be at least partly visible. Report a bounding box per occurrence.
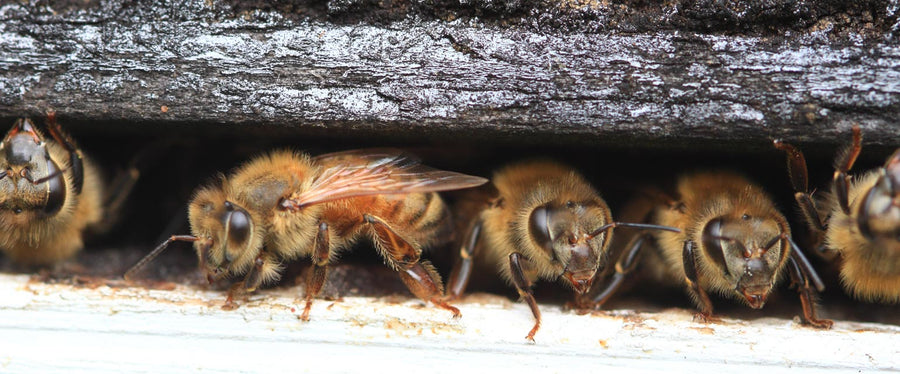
[363,214,461,318]
[773,138,828,243]
[399,261,460,318]
[832,125,862,215]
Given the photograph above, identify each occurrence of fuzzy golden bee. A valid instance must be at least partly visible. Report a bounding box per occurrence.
[444,160,679,341]
[127,148,487,319]
[620,171,832,328]
[0,113,104,265]
[776,126,900,303]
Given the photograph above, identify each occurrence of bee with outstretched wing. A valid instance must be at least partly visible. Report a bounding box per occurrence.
[128,148,487,320]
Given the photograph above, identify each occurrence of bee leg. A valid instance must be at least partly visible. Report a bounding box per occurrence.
[508,252,541,341]
[300,222,330,322]
[773,139,828,240]
[833,125,862,215]
[585,233,648,309]
[399,261,461,317]
[93,168,141,232]
[44,111,84,194]
[363,214,461,318]
[94,138,176,233]
[787,249,834,329]
[242,252,277,293]
[445,218,483,300]
[683,240,718,323]
[363,214,420,267]
[223,283,245,311]
[222,253,275,311]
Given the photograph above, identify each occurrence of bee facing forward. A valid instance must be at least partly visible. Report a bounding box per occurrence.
[445,161,679,341]
[0,113,103,265]
[776,126,900,303]
[631,172,832,328]
[127,149,487,320]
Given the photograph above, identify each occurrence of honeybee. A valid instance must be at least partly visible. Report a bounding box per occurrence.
[0,113,104,265]
[775,126,900,303]
[626,171,832,328]
[126,148,487,320]
[444,161,680,341]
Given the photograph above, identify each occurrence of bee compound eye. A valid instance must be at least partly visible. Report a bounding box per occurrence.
[529,205,553,250]
[701,217,731,275]
[42,159,66,216]
[226,208,251,245]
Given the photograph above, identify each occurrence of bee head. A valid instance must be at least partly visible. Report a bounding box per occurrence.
[857,149,900,242]
[0,118,67,217]
[529,199,611,294]
[700,213,789,309]
[188,182,264,281]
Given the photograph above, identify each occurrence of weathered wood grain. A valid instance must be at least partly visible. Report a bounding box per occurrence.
[0,1,899,147]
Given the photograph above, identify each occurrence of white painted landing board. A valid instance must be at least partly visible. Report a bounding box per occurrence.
[0,274,897,373]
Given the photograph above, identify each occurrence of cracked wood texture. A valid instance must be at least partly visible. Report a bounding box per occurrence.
[0,0,899,147]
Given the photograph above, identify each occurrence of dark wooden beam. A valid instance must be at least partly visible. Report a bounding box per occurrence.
[1,0,898,147]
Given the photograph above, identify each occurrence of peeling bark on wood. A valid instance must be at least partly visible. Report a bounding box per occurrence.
[1,1,899,148]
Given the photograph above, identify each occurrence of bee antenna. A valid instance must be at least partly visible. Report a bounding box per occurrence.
[587,222,681,239]
[124,235,199,281]
[761,234,784,254]
[787,237,826,293]
[708,234,752,258]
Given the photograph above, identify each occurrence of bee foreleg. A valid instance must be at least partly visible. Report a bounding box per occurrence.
[300,222,330,322]
[363,214,461,318]
[587,233,648,308]
[223,283,245,311]
[223,252,279,311]
[682,240,717,323]
[509,252,541,342]
[242,252,280,293]
[446,218,483,300]
[787,252,834,329]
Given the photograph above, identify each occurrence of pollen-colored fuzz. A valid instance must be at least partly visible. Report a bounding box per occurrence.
[0,146,103,265]
[827,172,900,303]
[180,148,482,317]
[650,172,790,303]
[832,217,900,303]
[479,160,611,285]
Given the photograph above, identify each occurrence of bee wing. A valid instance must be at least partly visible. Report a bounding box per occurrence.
[290,148,488,207]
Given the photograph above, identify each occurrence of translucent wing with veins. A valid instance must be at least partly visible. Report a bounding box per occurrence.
[281,148,487,209]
